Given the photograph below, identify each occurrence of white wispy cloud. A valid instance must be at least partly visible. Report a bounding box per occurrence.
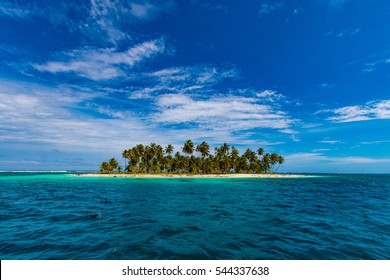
[318,100,390,123]
[0,80,295,162]
[324,28,360,40]
[318,140,341,144]
[0,81,161,151]
[0,1,32,18]
[0,160,41,166]
[360,140,390,145]
[359,52,390,73]
[88,0,173,43]
[333,157,390,164]
[256,90,285,103]
[0,1,171,45]
[0,1,90,35]
[90,0,128,43]
[312,148,331,152]
[361,64,375,73]
[122,65,238,99]
[192,1,228,12]
[34,39,165,80]
[150,66,238,86]
[128,86,168,99]
[319,83,334,89]
[130,2,155,18]
[154,93,295,132]
[259,2,283,16]
[285,152,390,164]
[116,66,298,135]
[323,0,350,8]
[282,151,390,173]
[293,7,303,15]
[285,152,330,162]
[339,28,360,37]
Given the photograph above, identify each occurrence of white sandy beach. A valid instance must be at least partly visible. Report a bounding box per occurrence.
[76,173,302,178]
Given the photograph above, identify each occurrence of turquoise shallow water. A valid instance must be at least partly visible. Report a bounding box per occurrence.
[0,172,389,259]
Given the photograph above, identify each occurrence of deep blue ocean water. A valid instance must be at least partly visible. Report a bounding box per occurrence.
[0,172,389,260]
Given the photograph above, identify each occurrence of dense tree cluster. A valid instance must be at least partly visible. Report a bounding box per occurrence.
[99,140,285,174]
[99,158,120,173]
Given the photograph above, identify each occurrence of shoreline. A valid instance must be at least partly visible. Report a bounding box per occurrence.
[75,173,304,178]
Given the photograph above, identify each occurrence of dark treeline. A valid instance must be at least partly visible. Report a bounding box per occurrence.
[100,140,285,174]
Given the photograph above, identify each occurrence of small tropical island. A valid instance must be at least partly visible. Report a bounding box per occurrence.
[87,140,293,178]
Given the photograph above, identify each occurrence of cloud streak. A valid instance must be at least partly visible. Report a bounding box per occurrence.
[0,79,297,158]
[88,0,173,44]
[154,93,295,132]
[0,1,32,19]
[285,152,390,164]
[34,39,165,80]
[318,100,390,123]
[90,0,128,43]
[320,0,350,9]
[0,81,161,151]
[0,1,171,45]
[259,2,283,16]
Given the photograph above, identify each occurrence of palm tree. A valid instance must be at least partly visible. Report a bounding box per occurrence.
[163,155,174,173]
[205,155,217,174]
[238,155,248,173]
[128,147,140,172]
[189,156,200,173]
[165,144,174,155]
[262,153,271,173]
[122,149,129,173]
[182,140,194,172]
[221,155,231,174]
[141,145,154,173]
[109,158,119,172]
[182,139,194,156]
[176,155,188,173]
[257,147,264,158]
[196,141,210,158]
[275,155,285,172]
[103,140,284,175]
[220,142,230,156]
[155,144,164,163]
[174,151,181,159]
[135,144,145,160]
[243,149,258,173]
[270,153,279,173]
[100,162,111,173]
[196,141,210,173]
[230,146,239,173]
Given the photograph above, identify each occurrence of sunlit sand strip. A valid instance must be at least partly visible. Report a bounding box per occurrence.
[74,173,313,178]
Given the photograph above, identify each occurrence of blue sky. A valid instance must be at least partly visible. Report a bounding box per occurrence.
[0,0,389,172]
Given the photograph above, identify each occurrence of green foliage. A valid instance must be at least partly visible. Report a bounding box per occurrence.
[100,140,285,174]
[99,158,120,173]
[182,139,194,156]
[100,161,112,173]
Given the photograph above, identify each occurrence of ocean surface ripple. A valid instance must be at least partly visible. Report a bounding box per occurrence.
[0,172,389,259]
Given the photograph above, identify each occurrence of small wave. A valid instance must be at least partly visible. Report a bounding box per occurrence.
[75,213,103,221]
[1,173,389,259]
[267,216,290,225]
[105,247,125,259]
[179,210,201,216]
[156,227,185,237]
[184,226,201,232]
[47,213,103,223]
[223,242,242,251]
[272,203,293,209]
